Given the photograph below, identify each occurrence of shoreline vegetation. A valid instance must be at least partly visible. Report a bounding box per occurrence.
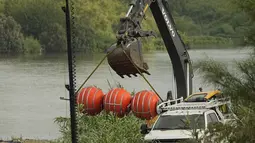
[0,0,254,55]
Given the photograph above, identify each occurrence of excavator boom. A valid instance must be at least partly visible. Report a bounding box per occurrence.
[106,0,193,99]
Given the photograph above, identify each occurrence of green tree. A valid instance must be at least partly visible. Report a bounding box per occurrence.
[0,0,4,13]
[23,36,41,54]
[167,0,250,45]
[0,13,24,53]
[4,0,64,38]
[233,0,255,45]
[39,23,66,53]
[4,0,66,53]
[195,1,255,139]
[196,49,255,142]
[234,0,255,20]
[2,0,253,54]
[73,0,128,52]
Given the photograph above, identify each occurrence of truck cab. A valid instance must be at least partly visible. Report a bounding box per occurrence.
[145,90,228,128]
[141,96,232,142]
[142,108,221,142]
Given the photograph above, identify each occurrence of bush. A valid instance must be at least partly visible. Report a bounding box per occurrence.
[195,49,255,142]
[23,36,42,54]
[54,110,145,143]
[0,13,24,53]
[5,0,65,39]
[0,1,4,13]
[39,23,66,53]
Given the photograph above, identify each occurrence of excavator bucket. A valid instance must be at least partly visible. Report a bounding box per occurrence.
[106,38,150,78]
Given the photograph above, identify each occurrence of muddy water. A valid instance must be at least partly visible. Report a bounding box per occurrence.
[0,48,251,140]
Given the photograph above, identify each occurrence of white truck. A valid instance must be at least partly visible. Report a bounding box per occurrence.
[141,97,232,142]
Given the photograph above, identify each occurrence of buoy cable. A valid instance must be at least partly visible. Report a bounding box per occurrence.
[75,43,163,102]
[75,48,117,95]
[121,46,163,102]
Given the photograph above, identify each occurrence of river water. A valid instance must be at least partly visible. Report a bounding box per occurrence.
[0,48,252,140]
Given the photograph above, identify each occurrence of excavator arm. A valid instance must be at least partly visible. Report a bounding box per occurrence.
[106,0,193,99]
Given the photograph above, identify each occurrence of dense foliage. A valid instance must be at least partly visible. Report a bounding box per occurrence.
[192,1,255,142]
[0,13,24,53]
[23,36,42,54]
[195,48,255,143]
[54,106,145,143]
[232,0,255,45]
[0,0,254,54]
[168,0,249,47]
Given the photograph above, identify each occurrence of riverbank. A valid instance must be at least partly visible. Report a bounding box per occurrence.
[0,139,51,143]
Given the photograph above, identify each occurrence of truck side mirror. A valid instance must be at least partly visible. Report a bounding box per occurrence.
[140,124,150,134]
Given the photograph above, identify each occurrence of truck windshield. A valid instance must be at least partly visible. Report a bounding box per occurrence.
[153,114,205,130]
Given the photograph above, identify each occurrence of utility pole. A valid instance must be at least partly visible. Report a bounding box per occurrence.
[63,0,78,143]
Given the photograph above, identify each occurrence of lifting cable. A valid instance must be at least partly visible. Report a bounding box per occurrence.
[75,44,163,102]
[75,48,117,95]
[121,47,163,102]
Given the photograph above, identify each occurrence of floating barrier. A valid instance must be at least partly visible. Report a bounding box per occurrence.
[77,86,104,116]
[103,88,132,117]
[76,87,160,119]
[131,90,159,120]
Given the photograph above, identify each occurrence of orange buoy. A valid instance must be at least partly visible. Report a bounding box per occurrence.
[131,90,160,120]
[77,86,104,116]
[103,88,132,117]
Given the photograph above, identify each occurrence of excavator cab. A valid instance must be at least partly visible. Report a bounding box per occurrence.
[106,38,150,78]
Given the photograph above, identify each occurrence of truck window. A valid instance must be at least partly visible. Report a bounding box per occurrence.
[209,113,219,122]
[206,114,212,124]
[153,114,205,130]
